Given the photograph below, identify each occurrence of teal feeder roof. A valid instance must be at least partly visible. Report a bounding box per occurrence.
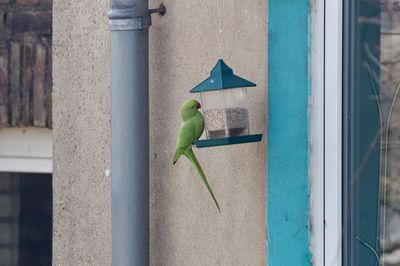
[190,59,256,93]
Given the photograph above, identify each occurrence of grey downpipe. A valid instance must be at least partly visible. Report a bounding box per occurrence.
[108,1,165,265]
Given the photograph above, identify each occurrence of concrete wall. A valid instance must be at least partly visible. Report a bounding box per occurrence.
[52,1,111,264]
[53,0,267,265]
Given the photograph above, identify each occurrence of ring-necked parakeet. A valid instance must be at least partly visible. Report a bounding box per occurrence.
[173,99,220,213]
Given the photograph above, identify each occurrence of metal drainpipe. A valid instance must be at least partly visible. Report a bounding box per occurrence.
[108,1,165,265]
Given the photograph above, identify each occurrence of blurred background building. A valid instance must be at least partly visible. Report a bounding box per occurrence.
[0,0,52,265]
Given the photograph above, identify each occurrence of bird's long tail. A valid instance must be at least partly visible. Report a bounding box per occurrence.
[184,147,220,214]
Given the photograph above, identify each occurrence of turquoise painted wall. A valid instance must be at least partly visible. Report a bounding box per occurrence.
[267,0,311,265]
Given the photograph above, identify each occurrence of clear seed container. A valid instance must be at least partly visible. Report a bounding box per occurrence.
[201,88,250,139]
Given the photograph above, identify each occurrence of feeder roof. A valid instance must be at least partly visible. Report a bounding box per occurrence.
[190,59,256,93]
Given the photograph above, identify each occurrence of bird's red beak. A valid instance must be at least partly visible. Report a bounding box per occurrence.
[196,102,201,109]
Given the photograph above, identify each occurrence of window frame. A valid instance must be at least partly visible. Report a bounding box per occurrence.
[324,0,343,264]
[0,128,52,174]
[312,0,343,265]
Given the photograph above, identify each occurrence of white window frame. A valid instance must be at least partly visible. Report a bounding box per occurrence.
[0,128,52,174]
[312,0,343,265]
[324,0,343,264]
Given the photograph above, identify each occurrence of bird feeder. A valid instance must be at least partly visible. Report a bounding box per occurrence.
[190,59,263,148]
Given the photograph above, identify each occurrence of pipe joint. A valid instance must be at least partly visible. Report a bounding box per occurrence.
[109,16,151,31]
[108,3,166,31]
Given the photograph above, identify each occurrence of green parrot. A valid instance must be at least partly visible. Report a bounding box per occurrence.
[173,99,220,213]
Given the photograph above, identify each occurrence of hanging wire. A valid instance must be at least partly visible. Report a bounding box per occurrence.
[216,0,225,59]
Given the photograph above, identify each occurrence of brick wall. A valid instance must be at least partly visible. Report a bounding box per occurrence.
[0,0,52,128]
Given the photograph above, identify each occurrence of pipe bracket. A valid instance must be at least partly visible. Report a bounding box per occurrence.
[109,16,151,31]
[108,3,165,31]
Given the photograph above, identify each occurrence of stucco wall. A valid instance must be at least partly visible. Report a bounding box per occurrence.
[52,1,111,265]
[53,0,267,265]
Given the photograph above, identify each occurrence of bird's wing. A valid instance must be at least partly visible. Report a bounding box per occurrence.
[173,121,195,164]
[176,121,196,148]
[193,112,205,140]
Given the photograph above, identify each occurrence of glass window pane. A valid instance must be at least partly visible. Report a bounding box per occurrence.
[0,173,52,266]
[344,0,400,265]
